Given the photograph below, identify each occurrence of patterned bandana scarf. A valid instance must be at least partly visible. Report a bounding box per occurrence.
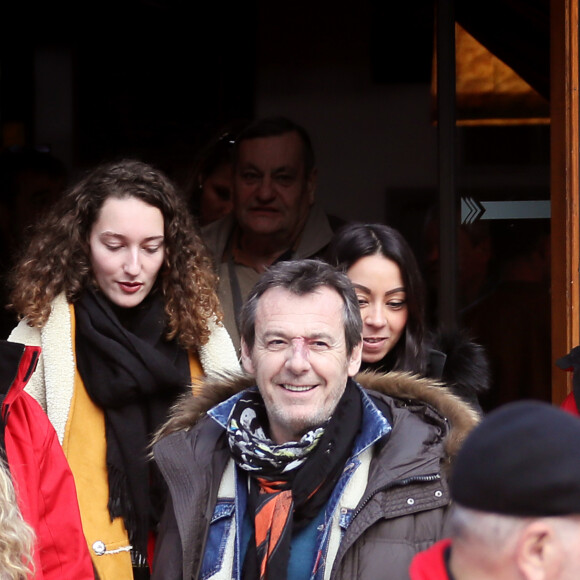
[228,393,325,474]
[227,380,363,580]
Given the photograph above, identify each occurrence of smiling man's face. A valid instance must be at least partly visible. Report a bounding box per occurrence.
[241,286,362,444]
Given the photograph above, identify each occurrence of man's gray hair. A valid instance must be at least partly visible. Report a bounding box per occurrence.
[240,259,362,355]
[449,505,529,548]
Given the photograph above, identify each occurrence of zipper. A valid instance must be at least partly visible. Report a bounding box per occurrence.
[23,348,40,383]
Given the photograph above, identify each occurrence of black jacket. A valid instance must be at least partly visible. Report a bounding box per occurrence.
[361,329,489,413]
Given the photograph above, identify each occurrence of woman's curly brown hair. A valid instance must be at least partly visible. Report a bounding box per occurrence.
[9,159,222,350]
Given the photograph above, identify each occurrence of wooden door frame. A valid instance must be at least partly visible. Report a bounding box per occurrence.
[551,0,579,403]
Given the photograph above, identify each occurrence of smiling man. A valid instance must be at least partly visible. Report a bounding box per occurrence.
[151,260,479,580]
[241,282,362,445]
[202,116,343,350]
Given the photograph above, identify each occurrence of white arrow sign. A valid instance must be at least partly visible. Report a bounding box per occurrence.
[461,198,551,224]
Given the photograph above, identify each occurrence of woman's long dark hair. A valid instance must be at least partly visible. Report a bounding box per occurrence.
[328,223,428,374]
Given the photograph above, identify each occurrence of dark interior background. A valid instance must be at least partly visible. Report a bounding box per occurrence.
[0,0,552,301]
[0,0,555,408]
[1,0,550,195]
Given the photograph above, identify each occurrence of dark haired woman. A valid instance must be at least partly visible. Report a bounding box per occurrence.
[328,223,488,408]
[187,121,248,226]
[8,159,240,579]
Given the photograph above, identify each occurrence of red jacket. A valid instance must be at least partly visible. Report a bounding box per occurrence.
[561,392,579,415]
[0,340,94,579]
[556,347,580,416]
[409,539,453,580]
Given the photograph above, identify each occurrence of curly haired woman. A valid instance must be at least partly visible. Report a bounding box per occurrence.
[8,159,240,579]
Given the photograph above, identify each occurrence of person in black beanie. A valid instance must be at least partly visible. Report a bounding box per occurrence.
[410,400,580,580]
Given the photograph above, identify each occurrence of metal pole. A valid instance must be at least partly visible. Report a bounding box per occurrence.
[436,0,458,330]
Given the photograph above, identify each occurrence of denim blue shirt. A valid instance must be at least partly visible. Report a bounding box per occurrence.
[204,383,392,580]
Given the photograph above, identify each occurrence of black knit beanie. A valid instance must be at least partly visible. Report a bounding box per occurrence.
[451,400,580,517]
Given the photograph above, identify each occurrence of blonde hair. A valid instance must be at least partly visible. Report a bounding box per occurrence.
[0,460,35,579]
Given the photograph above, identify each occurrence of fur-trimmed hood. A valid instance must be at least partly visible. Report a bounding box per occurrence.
[154,369,480,462]
[357,370,480,462]
[430,328,490,396]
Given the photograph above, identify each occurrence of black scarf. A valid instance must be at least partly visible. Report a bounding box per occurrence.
[228,378,362,580]
[75,288,190,566]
